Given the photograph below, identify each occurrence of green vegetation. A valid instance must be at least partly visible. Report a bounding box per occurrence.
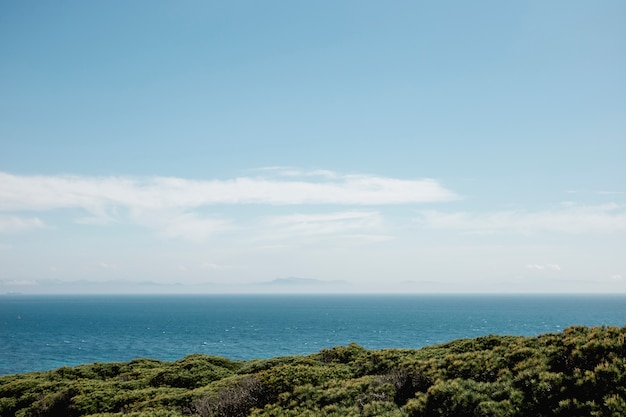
[2,326,625,416]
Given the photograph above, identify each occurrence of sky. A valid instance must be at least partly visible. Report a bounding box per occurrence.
[0,1,625,294]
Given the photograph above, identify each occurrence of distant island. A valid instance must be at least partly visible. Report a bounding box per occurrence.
[1,326,624,417]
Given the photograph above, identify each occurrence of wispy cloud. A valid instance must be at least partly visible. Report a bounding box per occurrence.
[0,170,454,241]
[98,262,117,270]
[155,213,233,242]
[0,279,38,287]
[264,211,383,236]
[0,216,45,234]
[201,261,239,270]
[0,171,456,212]
[253,211,392,245]
[416,204,626,235]
[526,264,561,271]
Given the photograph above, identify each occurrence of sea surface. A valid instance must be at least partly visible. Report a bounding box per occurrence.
[1,294,625,376]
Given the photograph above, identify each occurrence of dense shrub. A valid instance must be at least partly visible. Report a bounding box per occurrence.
[150,355,239,388]
[192,376,274,417]
[375,368,432,406]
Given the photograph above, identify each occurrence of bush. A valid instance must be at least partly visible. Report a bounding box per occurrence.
[150,355,238,388]
[192,376,274,417]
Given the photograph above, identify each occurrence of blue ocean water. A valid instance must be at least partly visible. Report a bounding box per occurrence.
[1,294,625,376]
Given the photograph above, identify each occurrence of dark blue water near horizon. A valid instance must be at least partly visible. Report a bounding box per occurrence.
[1,294,625,376]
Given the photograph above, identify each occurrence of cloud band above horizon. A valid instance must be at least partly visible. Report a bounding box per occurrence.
[0,171,458,213]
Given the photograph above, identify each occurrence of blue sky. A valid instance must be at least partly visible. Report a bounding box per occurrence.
[1,1,625,293]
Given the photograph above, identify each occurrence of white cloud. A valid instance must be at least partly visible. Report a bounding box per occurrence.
[201,261,238,270]
[0,216,45,234]
[0,170,455,241]
[416,204,626,235]
[526,264,561,271]
[254,211,392,245]
[264,211,383,235]
[98,262,116,269]
[156,213,233,242]
[0,171,457,214]
[0,279,37,287]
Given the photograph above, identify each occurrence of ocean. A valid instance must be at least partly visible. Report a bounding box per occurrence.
[1,294,625,376]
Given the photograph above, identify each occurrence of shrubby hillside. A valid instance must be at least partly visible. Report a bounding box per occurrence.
[1,326,625,417]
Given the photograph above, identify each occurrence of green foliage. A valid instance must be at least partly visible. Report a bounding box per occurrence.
[1,325,625,417]
[317,342,369,365]
[150,355,240,388]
